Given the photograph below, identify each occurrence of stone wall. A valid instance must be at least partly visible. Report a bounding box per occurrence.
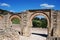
[0,9,60,40]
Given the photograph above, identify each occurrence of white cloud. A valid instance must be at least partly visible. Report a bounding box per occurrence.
[40,3,55,9]
[10,10,15,12]
[0,3,10,7]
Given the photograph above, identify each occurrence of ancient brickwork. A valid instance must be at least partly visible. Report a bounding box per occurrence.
[0,9,60,40]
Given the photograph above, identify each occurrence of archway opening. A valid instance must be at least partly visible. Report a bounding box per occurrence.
[11,17,20,24]
[32,15,47,28]
[30,14,49,40]
[10,16,21,33]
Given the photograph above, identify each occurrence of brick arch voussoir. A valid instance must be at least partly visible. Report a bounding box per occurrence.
[30,12,49,20]
[9,15,21,21]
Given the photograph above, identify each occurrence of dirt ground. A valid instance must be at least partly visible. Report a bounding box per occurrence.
[20,28,47,40]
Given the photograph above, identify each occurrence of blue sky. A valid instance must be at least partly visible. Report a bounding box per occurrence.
[0,0,60,12]
[36,16,45,19]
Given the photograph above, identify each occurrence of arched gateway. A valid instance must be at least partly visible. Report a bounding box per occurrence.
[22,9,51,37]
[29,12,50,35]
[21,9,60,40]
[0,9,60,40]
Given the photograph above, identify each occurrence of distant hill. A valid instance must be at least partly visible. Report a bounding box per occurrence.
[0,9,13,15]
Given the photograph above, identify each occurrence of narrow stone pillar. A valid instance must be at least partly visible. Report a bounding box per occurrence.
[23,21,31,37]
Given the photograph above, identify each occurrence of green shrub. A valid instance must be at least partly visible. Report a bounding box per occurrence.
[32,17,47,28]
[11,18,20,24]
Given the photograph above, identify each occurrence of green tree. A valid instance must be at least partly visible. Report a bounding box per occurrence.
[32,17,42,28]
[32,17,47,28]
[41,18,47,28]
[32,20,42,27]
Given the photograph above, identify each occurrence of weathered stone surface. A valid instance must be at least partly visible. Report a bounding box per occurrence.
[0,9,60,40]
[0,28,20,40]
